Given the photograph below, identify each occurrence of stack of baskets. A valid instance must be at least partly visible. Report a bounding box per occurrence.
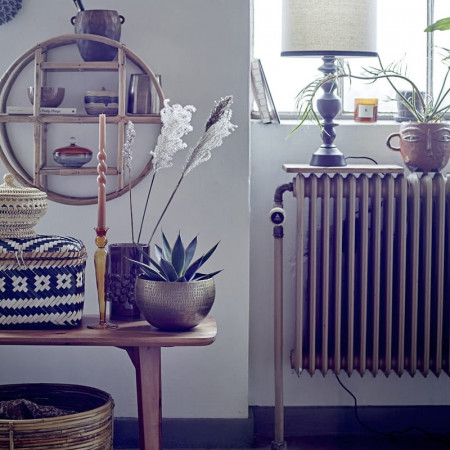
[0,174,87,327]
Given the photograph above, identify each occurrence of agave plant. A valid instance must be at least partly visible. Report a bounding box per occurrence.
[129,232,221,282]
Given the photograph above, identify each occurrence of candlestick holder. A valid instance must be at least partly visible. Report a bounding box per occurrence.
[88,227,118,329]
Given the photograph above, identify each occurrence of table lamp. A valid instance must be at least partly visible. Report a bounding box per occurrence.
[281,0,377,166]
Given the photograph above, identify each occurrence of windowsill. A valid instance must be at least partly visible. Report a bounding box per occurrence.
[251,118,403,127]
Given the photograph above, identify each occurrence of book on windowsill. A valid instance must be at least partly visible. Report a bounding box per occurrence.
[251,58,271,123]
[6,106,77,115]
[250,58,280,124]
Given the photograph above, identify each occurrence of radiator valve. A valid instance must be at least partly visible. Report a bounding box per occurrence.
[270,207,286,225]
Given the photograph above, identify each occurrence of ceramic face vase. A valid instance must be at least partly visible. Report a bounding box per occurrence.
[386,122,450,173]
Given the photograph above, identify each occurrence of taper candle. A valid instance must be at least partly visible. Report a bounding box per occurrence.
[97,113,107,230]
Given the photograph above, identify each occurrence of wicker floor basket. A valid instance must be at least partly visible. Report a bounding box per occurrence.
[0,384,114,449]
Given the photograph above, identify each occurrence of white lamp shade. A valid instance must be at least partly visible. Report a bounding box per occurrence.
[281,0,377,57]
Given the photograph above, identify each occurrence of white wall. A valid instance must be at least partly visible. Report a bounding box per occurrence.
[249,121,450,407]
[0,0,250,419]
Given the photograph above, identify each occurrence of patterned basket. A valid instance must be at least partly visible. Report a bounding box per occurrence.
[0,235,87,328]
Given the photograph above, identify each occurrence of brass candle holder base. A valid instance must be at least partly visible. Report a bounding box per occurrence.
[88,227,118,329]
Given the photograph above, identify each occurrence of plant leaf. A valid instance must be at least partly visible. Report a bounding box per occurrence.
[425,18,450,32]
[161,231,172,261]
[127,258,165,281]
[160,258,179,281]
[184,235,197,272]
[184,241,220,281]
[184,257,204,281]
[155,245,163,263]
[199,241,220,267]
[193,270,222,280]
[172,232,186,276]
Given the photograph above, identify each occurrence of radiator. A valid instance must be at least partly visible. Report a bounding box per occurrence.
[289,167,450,377]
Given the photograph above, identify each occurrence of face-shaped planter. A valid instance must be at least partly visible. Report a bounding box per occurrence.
[386,122,450,173]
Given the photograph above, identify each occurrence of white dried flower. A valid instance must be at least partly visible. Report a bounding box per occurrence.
[123,121,135,170]
[150,99,195,172]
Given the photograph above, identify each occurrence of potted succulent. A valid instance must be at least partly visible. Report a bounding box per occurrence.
[114,96,236,328]
[129,231,221,330]
[296,57,450,173]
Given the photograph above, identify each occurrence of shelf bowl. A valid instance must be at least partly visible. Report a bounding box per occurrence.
[84,89,118,116]
[53,138,92,168]
[28,86,65,107]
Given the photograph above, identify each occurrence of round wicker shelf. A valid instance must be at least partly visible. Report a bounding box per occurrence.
[0,34,164,205]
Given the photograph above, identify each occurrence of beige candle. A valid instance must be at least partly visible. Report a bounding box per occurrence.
[97,113,107,229]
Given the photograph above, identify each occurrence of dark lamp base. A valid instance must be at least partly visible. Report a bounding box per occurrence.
[310,147,346,167]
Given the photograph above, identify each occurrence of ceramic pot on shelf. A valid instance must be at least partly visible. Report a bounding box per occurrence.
[71,9,125,61]
[386,122,450,173]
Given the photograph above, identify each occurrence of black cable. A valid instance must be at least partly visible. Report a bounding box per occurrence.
[335,373,450,447]
[345,156,379,164]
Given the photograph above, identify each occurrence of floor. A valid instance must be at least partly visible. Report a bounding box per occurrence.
[122,434,450,449]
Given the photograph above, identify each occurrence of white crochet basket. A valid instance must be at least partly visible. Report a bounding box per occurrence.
[0,173,48,239]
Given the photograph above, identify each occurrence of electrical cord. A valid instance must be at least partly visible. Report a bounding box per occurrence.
[335,373,450,447]
[345,156,379,164]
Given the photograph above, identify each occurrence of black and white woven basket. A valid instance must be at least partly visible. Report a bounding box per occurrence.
[0,235,87,328]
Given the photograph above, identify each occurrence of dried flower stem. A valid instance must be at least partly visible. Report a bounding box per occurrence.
[147,173,184,246]
[128,167,135,243]
[137,171,156,243]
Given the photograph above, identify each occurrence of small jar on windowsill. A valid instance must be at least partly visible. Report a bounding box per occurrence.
[354,98,378,123]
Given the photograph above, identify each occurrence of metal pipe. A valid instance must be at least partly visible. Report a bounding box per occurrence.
[270,182,292,450]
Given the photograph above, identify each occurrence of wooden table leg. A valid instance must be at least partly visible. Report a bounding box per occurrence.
[125,346,162,450]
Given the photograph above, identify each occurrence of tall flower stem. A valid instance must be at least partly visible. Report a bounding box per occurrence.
[147,173,185,246]
[137,171,157,243]
[128,167,135,244]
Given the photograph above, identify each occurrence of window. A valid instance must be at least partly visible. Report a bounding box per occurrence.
[252,0,450,117]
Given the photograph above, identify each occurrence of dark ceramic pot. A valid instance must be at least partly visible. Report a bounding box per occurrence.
[106,243,149,321]
[387,122,450,173]
[71,10,124,61]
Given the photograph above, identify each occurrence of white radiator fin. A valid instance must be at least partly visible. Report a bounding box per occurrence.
[291,172,450,377]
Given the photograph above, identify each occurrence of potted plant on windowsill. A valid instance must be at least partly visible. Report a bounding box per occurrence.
[295,57,450,173]
[116,96,236,330]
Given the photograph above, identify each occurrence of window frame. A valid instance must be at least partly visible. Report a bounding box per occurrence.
[251,0,442,122]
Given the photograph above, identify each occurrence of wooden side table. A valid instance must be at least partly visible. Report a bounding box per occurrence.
[0,315,217,450]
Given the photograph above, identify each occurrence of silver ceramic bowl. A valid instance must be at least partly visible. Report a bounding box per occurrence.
[135,277,215,330]
[28,86,65,107]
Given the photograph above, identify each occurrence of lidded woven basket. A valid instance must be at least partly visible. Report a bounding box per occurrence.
[0,173,48,238]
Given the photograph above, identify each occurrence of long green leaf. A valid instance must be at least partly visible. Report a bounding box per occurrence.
[199,241,220,267]
[193,270,223,280]
[184,257,204,281]
[172,233,185,276]
[184,241,220,281]
[161,231,172,261]
[155,245,163,263]
[425,18,450,32]
[160,258,179,281]
[184,236,198,272]
[127,258,165,281]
